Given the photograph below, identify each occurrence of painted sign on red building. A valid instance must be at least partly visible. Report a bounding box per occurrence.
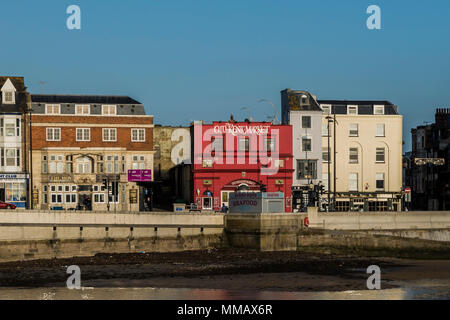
[191,121,293,212]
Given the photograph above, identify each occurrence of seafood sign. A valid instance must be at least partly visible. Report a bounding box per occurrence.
[213,123,270,136]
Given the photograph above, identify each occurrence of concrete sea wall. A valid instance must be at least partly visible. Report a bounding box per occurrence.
[0,211,225,262]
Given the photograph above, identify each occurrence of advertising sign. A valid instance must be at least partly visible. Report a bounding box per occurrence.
[127,170,152,182]
[229,192,262,213]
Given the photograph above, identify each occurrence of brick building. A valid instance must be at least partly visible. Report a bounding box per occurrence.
[30,94,154,211]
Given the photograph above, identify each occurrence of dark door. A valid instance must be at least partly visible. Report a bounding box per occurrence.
[0,188,5,202]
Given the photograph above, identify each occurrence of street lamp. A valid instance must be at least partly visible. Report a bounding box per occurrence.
[326,114,338,211]
[258,99,279,124]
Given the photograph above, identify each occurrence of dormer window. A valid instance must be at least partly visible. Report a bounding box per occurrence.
[300,95,308,105]
[4,91,14,103]
[46,104,60,115]
[102,105,116,115]
[1,78,17,104]
[374,105,385,115]
[321,104,331,114]
[347,105,358,115]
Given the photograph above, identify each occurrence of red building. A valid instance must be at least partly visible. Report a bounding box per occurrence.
[191,121,293,212]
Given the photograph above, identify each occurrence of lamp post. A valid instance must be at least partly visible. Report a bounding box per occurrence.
[326,114,338,211]
[258,99,279,124]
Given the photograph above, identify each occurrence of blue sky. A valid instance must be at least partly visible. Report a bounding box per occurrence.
[1,0,450,150]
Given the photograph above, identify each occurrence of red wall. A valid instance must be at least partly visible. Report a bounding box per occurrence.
[191,122,293,212]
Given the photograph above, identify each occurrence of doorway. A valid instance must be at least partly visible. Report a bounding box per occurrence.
[78,193,92,211]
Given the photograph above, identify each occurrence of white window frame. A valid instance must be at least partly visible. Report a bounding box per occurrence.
[45,104,61,115]
[131,128,146,142]
[94,193,106,203]
[376,124,385,137]
[376,173,385,191]
[349,123,359,137]
[46,128,61,141]
[102,105,117,116]
[75,104,90,115]
[349,173,358,192]
[320,104,331,114]
[374,105,385,115]
[3,91,14,104]
[76,128,91,141]
[376,147,386,163]
[102,128,117,142]
[347,105,358,115]
[349,147,358,164]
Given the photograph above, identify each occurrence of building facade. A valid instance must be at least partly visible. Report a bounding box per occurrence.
[410,108,450,210]
[317,99,403,211]
[0,77,30,209]
[153,125,190,209]
[190,120,293,212]
[30,94,154,211]
[281,89,323,212]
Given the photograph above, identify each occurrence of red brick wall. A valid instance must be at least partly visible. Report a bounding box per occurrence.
[31,115,153,151]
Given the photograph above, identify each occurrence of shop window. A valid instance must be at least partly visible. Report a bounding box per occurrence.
[94,193,105,203]
[202,197,212,210]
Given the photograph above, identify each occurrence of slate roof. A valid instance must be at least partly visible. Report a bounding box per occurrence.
[31,94,141,105]
[317,99,399,115]
[0,76,29,113]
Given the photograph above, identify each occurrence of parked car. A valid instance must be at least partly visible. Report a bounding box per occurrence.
[0,201,16,210]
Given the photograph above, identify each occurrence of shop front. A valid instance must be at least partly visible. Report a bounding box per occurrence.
[0,173,28,208]
[191,121,294,212]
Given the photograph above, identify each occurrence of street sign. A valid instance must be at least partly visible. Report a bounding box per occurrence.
[405,187,411,194]
[127,170,152,182]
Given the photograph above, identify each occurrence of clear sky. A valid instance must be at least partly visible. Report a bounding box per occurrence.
[1,0,449,150]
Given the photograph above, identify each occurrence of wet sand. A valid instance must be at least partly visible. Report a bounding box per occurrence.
[0,249,448,292]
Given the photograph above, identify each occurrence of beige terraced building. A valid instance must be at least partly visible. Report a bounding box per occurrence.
[318,99,403,211]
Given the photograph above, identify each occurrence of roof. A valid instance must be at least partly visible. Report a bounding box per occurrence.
[0,76,29,113]
[317,99,394,106]
[31,94,141,105]
[317,99,399,115]
[281,89,323,112]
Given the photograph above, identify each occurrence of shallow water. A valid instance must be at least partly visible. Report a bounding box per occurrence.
[0,279,449,300]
